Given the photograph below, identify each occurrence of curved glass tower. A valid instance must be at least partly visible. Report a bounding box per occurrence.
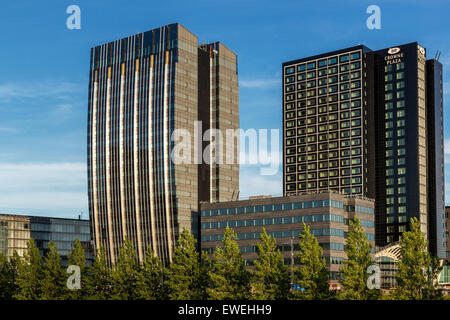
[88,23,239,264]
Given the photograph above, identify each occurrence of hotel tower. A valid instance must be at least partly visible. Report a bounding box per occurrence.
[88,23,239,264]
[282,42,445,257]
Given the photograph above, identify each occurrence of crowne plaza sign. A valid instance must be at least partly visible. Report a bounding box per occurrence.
[385,47,403,65]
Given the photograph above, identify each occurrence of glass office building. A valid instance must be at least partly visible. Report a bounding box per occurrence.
[283,43,445,256]
[88,23,239,264]
[29,216,92,265]
[200,191,375,282]
[0,214,92,265]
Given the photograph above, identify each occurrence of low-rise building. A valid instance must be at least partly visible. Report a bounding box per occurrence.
[200,191,375,282]
[0,213,93,265]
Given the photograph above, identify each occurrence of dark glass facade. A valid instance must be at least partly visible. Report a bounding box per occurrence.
[283,45,373,198]
[29,216,92,265]
[283,42,445,256]
[0,214,92,265]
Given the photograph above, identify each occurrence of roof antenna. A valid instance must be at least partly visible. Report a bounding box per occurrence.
[435,50,441,60]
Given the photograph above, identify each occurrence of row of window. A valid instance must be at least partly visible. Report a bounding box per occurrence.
[286,116,362,129]
[286,109,361,122]
[202,202,374,217]
[284,52,361,74]
[286,163,363,175]
[286,148,363,161]
[201,213,345,230]
[287,166,363,179]
[287,64,361,83]
[345,218,374,228]
[285,99,362,111]
[386,216,409,223]
[286,127,362,137]
[287,174,363,186]
[201,199,345,217]
[287,140,362,152]
[287,184,363,195]
[385,90,405,100]
[385,72,404,82]
[201,228,346,242]
[386,196,407,205]
[285,74,361,94]
[202,228,375,242]
[287,156,362,167]
[385,81,405,91]
[287,79,361,93]
[203,242,346,254]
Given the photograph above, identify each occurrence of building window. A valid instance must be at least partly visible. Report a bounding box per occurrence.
[285,76,295,83]
[397,81,405,89]
[397,100,405,108]
[286,66,295,74]
[328,58,337,65]
[350,52,360,60]
[340,55,349,62]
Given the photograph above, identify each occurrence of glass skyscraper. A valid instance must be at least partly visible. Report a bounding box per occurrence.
[282,42,445,257]
[88,23,239,264]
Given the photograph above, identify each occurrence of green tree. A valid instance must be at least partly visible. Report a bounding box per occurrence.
[136,248,168,300]
[252,228,290,300]
[208,227,251,300]
[85,245,112,299]
[0,251,19,299]
[67,238,87,299]
[166,229,210,300]
[396,217,442,299]
[340,217,373,300]
[14,238,43,300]
[40,241,67,300]
[295,223,329,299]
[110,238,141,300]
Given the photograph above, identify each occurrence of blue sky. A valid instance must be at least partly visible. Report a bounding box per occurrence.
[0,0,450,218]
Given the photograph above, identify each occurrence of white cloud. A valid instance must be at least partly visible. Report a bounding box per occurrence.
[0,81,83,103]
[0,162,87,212]
[239,166,283,199]
[444,82,450,96]
[0,125,20,135]
[239,78,279,89]
[445,139,450,164]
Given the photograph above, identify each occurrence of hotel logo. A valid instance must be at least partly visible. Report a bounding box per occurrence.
[387,47,401,54]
